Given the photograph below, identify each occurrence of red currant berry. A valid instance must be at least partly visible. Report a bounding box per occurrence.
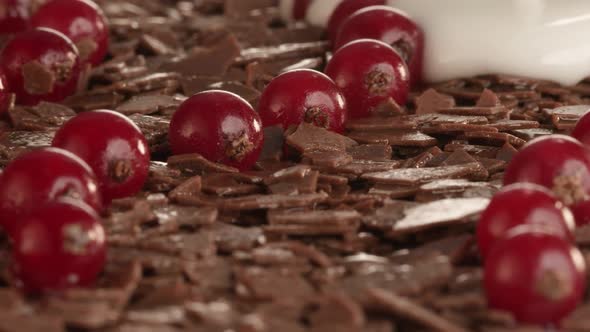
[325,39,410,120]
[327,0,386,44]
[52,110,150,204]
[293,0,312,21]
[476,183,575,259]
[334,6,424,86]
[258,69,347,133]
[0,0,34,34]
[484,227,586,324]
[570,200,590,226]
[31,0,109,66]
[504,135,590,206]
[0,27,81,105]
[12,199,106,293]
[572,111,590,147]
[0,71,12,115]
[169,90,263,171]
[0,147,102,235]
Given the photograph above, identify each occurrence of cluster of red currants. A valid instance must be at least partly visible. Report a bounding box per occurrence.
[476,115,590,325]
[0,0,151,293]
[0,108,150,293]
[0,0,109,109]
[168,0,424,170]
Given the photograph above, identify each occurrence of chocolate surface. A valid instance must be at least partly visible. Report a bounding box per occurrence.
[1,0,590,331]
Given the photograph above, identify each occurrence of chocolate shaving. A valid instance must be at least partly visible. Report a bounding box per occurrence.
[415,88,456,115]
[366,288,469,332]
[22,60,55,95]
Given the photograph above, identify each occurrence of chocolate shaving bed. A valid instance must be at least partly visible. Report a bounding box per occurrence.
[2,0,590,331]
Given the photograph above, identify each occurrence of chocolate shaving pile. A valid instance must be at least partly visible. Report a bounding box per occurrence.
[1,0,590,331]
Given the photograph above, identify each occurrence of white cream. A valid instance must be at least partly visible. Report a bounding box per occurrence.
[279,0,295,22]
[390,0,590,85]
[286,0,590,86]
[305,0,343,27]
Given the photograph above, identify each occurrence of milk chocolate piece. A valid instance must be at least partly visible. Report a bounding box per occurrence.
[476,89,502,107]
[167,153,239,174]
[0,130,54,161]
[415,88,456,115]
[362,163,487,185]
[286,123,358,152]
[348,130,438,147]
[347,144,392,161]
[160,33,241,77]
[9,102,75,131]
[390,198,490,236]
[367,288,469,332]
[221,192,329,211]
[116,95,182,115]
[544,105,590,130]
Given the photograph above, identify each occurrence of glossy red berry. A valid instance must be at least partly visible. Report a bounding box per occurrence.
[0,147,102,235]
[571,200,590,226]
[476,183,575,259]
[12,199,106,293]
[293,0,312,21]
[0,72,12,115]
[504,135,590,206]
[31,0,109,66]
[52,110,150,204]
[0,27,81,105]
[572,111,590,147]
[334,6,424,86]
[484,228,586,324]
[327,0,386,43]
[325,39,410,120]
[258,69,347,133]
[0,0,35,34]
[169,90,263,171]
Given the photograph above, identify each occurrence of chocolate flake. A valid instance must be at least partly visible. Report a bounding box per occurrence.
[390,198,490,235]
[221,192,329,211]
[415,88,456,115]
[286,123,358,152]
[476,89,502,107]
[367,288,469,332]
[362,163,487,185]
[22,60,55,95]
[167,153,238,174]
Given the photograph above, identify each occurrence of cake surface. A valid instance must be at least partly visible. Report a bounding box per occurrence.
[1,0,590,331]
